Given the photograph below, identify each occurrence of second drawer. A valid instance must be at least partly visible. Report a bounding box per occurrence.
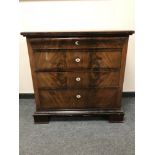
[37,71,120,89]
[34,49,122,70]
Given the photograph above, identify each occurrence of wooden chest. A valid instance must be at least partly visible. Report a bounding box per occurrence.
[21,31,134,123]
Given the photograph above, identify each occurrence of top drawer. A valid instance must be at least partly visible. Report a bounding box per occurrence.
[29,37,125,50]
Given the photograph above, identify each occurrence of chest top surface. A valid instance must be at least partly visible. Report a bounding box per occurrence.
[21,31,134,38]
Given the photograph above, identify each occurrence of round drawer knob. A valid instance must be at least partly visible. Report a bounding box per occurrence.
[76,77,81,81]
[75,58,80,63]
[75,41,79,45]
[76,94,81,99]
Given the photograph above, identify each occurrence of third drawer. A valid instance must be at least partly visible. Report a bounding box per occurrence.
[37,71,120,89]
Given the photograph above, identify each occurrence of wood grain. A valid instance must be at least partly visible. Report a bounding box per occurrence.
[26,40,41,110]
[39,88,120,109]
[21,31,134,38]
[20,31,134,123]
[34,49,122,70]
[37,71,120,89]
[29,37,126,49]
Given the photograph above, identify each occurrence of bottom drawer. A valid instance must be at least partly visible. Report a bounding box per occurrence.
[39,88,120,110]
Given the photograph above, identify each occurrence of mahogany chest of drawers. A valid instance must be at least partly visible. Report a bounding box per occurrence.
[21,31,134,123]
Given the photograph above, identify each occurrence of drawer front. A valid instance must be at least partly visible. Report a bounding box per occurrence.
[39,89,119,109]
[30,37,125,49]
[37,71,120,89]
[34,49,121,70]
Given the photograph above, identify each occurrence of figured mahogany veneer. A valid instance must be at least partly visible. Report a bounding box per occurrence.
[21,31,134,123]
[34,49,121,70]
[37,71,120,89]
[39,88,119,109]
[29,37,125,49]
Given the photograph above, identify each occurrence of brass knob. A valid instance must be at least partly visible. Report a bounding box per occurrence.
[75,41,79,45]
[75,58,80,63]
[76,77,81,81]
[76,94,81,99]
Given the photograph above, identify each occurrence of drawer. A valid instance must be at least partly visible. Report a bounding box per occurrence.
[30,37,125,49]
[34,49,121,70]
[37,71,120,89]
[39,88,119,109]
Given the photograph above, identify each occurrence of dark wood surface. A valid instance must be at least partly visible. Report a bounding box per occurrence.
[33,109,124,123]
[21,31,134,38]
[19,92,135,99]
[26,40,41,110]
[30,37,126,49]
[21,31,134,123]
[38,88,120,109]
[37,71,120,89]
[34,49,121,70]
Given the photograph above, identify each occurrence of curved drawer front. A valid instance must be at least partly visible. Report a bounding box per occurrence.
[30,37,125,49]
[39,88,120,109]
[37,71,120,89]
[34,49,121,70]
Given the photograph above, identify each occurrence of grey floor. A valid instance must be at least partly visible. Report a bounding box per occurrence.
[19,98,135,155]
